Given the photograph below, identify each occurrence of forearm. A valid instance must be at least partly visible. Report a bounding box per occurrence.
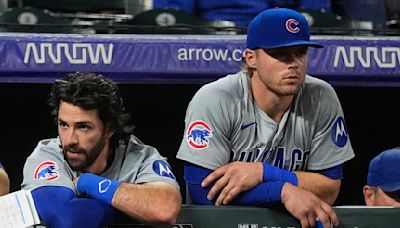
[112,182,181,224]
[0,169,9,196]
[76,174,181,224]
[189,181,284,205]
[295,171,340,205]
[190,174,337,206]
[32,186,117,228]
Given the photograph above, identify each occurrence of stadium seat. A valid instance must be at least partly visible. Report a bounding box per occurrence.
[300,10,346,27]
[113,9,240,34]
[299,9,348,35]
[21,0,132,34]
[385,0,400,29]
[22,0,126,14]
[334,0,387,29]
[0,7,73,33]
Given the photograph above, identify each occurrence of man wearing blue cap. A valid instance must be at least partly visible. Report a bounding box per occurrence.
[177,8,354,228]
[364,148,400,206]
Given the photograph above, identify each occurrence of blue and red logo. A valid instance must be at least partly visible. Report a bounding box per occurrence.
[186,120,213,149]
[285,18,300,33]
[34,161,59,181]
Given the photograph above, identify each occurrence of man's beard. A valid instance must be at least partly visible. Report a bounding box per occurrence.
[62,137,106,172]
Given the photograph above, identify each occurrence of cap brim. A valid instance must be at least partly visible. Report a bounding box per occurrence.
[379,180,400,192]
[260,40,323,49]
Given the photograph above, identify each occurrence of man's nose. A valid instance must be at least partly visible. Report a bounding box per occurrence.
[64,128,78,145]
[286,54,302,67]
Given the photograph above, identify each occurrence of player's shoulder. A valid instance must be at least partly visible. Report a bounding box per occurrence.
[31,138,62,157]
[303,75,337,97]
[123,135,162,158]
[304,75,333,89]
[24,138,65,172]
[193,71,249,104]
[299,75,341,110]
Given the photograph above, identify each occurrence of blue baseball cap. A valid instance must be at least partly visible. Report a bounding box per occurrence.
[246,8,323,49]
[367,148,400,192]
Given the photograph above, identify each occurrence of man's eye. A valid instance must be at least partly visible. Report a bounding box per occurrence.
[268,51,286,60]
[296,49,307,56]
[78,125,89,130]
[59,122,68,128]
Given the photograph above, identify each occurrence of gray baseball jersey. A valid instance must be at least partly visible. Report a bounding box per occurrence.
[22,135,179,192]
[177,71,355,171]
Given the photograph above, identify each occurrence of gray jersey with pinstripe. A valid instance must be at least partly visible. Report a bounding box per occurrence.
[177,71,354,171]
[22,135,179,192]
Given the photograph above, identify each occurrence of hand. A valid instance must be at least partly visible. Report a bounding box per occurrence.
[201,161,263,205]
[72,177,79,186]
[281,183,339,228]
[72,177,81,196]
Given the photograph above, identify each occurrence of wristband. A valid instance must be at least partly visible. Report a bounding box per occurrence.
[77,173,121,205]
[231,181,285,204]
[262,162,298,186]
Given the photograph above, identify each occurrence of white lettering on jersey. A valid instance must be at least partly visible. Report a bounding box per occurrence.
[235,147,309,171]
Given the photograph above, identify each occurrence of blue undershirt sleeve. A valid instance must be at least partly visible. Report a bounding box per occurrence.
[32,186,117,228]
[312,164,343,179]
[184,162,343,205]
[184,162,283,205]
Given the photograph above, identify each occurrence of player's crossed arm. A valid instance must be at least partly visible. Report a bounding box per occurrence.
[74,173,182,224]
[201,161,263,205]
[197,161,340,228]
[32,186,117,228]
[295,171,341,205]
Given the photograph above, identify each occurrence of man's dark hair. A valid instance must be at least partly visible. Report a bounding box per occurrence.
[49,72,133,148]
[385,190,400,203]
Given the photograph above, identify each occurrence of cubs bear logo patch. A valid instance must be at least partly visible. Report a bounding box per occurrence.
[34,161,59,181]
[186,120,213,149]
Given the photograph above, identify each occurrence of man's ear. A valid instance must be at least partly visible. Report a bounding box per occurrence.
[244,49,257,69]
[105,124,115,140]
[363,185,375,206]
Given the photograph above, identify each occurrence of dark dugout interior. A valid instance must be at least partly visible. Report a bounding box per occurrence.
[1,82,399,206]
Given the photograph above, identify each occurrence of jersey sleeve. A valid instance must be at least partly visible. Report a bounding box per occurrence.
[176,83,235,170]
[307,80,355,170]
[21,138,76,192]
[132,144,180,189]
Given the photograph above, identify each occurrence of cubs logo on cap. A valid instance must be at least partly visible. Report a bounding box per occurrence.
[186,120,213,149]
[34,161,59,181]
[285,18,300,33]
[246,8,323,49]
